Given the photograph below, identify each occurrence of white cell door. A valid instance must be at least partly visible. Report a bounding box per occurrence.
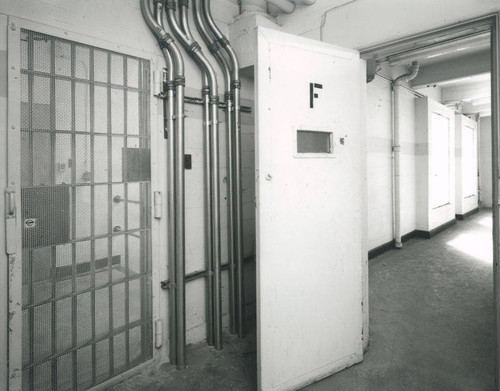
[255,27,365,391]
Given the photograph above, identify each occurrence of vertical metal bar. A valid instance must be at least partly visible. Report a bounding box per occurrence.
[123,55,131,370]
[71,41,78,390]
[138,60,146,364]
[27,31,34,187]
[49,37,60,390]
[27,30,35,391]
[107,51,115,376]
[491,13,500,390]
[144,59,153,361]
[89,47,97,387]
[51,246,57,390]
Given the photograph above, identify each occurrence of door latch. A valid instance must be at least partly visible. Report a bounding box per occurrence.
[5,187,17,255]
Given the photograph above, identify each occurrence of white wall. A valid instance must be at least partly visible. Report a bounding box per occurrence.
[0,1,255,387]
[366,74,417,250]
[479,116,493,207]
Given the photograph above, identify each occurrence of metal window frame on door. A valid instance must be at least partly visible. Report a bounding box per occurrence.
[6,16,165,391]
[360,12,500,388]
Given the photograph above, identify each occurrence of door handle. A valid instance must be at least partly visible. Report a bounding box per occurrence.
[6,188,16,217]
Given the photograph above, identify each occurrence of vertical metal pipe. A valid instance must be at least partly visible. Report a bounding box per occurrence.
[141,0,186,368]
[392,84,402,248]
[174,79,186,368]
[178,0,216,346]
[225,96,236,334]
[491,13,500,390]
[203,0,245,338]
[203,85,215,346]
[193,0,237,335]
[154,0,178,366]
[166,0,223,350]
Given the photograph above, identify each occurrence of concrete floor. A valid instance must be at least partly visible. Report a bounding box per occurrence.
[112,209,494,391]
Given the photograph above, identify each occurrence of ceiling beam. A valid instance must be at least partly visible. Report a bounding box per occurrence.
[411,49,490,88]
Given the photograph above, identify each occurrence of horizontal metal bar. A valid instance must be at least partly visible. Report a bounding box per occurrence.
[22,228,150,251]
[20,69,148,92]
[21,128,151,139]
[20,181,150,189]
[184,96,252,114]
[22,318,144,370]
[22,272,145,311]
[160,256,254,289]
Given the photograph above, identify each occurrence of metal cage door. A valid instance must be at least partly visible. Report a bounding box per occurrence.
[15,29,153,391]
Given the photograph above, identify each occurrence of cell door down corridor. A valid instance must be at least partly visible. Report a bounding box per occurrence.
[255,27,366,391]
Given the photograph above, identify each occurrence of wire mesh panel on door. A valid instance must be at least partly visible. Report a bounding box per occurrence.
[19,29,152,391]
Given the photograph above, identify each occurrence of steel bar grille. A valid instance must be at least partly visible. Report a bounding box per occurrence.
[20,29,152,391]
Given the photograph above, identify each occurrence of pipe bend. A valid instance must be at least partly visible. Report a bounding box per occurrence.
[194,0,232,90]
[141,0,185,78]
[202,0,240,80]
[394,61,420,86]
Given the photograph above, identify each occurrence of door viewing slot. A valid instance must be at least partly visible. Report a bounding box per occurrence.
[20,29,152,390]
[296,130,333,154]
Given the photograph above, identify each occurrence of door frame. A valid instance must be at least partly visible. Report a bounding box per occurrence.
[359,12,500,388]
[4,15,166,391]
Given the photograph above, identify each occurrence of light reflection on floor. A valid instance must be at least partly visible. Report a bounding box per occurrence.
[446,212,492,264]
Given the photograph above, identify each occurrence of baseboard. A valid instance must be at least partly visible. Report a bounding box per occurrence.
[415,218,457,239]
[456,207,479,220]
[368,230,419,260]
[368,219,459,260]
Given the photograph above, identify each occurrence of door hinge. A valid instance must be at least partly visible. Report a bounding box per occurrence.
[5,187,17,255]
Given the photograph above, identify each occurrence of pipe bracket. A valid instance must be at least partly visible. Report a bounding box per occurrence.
[159,33,174,48]
[187,41,201,54]
[393,145,401,152]
[232,80,241,89]
[154,92,168,99]
[165,0,176,10]
[180,0,189,6]
[224,92,233,101]
[210,95,219,105]
[209,40,221,54]
[175,76,186,86]
[217,36,230,47]
[202,86,210,96]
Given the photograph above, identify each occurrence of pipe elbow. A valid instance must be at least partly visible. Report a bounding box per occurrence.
[394,61,420,86]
